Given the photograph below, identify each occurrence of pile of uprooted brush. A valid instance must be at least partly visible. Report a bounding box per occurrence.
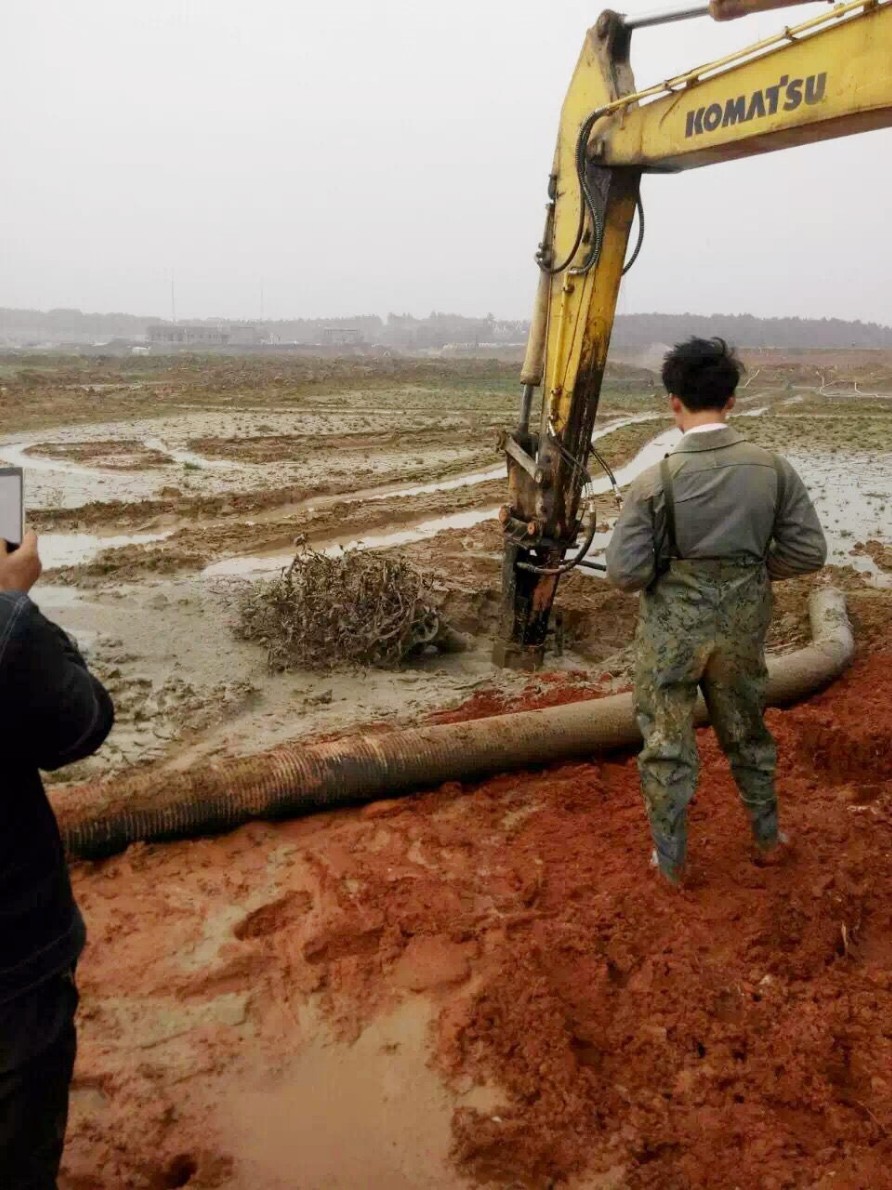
[234,544,460,671]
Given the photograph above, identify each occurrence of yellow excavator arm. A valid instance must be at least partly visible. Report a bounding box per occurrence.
[494,0,892,669]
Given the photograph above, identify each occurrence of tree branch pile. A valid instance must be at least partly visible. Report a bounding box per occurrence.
[234,545,447,671]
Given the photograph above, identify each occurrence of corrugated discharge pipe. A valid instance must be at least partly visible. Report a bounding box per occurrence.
[57,588,854,861]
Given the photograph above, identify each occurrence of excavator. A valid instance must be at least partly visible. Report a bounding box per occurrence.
[493,0,892,670]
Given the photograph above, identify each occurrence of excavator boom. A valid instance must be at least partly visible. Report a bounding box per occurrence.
[604,2,892,169]
[494,0,892,670]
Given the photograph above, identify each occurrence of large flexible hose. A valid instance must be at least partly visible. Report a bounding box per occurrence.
[56,588,853,861]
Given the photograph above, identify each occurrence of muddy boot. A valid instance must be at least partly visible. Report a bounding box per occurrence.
[752,829,790,868]
[650,848,685,887]
[748,799,780,851]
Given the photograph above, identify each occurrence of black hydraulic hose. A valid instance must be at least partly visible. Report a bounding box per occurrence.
[576,559,607,572]
[568,111,606,275]
[516,510,600,577]
[589,444,618,490]
[622,195,645,275]
[539,108,606,276]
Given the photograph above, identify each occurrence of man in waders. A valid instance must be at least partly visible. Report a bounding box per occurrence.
[605,338,827,885]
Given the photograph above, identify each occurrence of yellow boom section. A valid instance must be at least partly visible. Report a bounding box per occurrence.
[602,0,892,170]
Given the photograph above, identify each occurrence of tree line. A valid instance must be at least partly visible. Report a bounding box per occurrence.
[2,307,891,350]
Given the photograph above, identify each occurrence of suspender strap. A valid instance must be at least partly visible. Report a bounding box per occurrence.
[659,456,680,559]
[660,452,785,564]
[769,453,786,551]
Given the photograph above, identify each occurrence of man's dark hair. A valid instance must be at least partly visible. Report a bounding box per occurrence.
[661,337,743,411]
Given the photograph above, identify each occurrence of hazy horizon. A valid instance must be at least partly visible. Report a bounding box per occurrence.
[3,1,890,324]
[6,305,892,330]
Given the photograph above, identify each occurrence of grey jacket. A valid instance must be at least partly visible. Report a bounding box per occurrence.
[605,426,827,592]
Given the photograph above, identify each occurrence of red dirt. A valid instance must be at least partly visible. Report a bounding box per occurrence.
[62,649,892,1188]
[426,670,616,724]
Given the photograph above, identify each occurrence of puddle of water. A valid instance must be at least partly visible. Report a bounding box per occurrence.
[40,531,171,569]
[142,437,230,471]
[593,413,662,438]
[365,466,504,502]
[215,1000,466,1190]
[788,450,892,585]
[0,442,118,477]
[0,424,277,511]
[203,508,500,579]
[326,506,498,554]
[0,437,170,511]
[30,585,85,611]
[845,555,892,588]
[0,409,675,526]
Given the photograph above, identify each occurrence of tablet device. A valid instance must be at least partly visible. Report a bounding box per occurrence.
[0,467,24,552]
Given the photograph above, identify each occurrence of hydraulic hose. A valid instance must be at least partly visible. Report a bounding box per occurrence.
[56,588,854,861]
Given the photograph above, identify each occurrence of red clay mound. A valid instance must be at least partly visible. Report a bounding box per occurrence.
[426,669,616,724]
[308,651,892,1187]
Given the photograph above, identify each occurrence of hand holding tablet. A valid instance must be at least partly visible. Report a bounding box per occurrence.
[0,471,41,593]
[0,467,24,552]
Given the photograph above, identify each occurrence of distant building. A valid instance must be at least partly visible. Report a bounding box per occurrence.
[147,322,260,348]
[321,326,363,346]
[227,323,262,346]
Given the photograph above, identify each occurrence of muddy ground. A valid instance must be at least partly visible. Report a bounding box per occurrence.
[0,351,890,1188]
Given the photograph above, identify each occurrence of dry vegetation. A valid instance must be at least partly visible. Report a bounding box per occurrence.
[234,545,446,671]
[0,353,522,434]
[746,410,892,453]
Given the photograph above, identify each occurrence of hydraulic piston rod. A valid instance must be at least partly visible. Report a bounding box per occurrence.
[622,4,709,31]
[623,0,826,29]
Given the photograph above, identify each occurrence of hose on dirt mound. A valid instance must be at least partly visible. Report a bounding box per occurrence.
[57,588,854,861]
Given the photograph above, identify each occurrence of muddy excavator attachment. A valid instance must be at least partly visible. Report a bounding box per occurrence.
[493,0,892,670]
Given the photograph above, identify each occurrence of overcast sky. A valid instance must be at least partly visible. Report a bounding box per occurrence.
[2,0,889,323]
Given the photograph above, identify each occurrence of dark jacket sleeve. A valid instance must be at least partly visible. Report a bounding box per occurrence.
[767,458,828,580]
[4,596,114,772]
